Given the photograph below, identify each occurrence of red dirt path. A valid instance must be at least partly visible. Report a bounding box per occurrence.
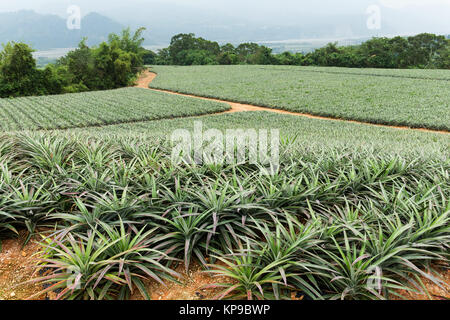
[136,70,449,135]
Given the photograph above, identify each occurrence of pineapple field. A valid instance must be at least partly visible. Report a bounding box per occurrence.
[150,66,450,131]
[0,66,449,301]
[0,88,229,131]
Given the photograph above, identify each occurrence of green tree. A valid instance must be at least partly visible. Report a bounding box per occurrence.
[236,43,261,63]
[184,50,217,65]
[0,42,63,97]
[168,33,220,65]
[55,28,146,91]
[275,52,304,65]
[108,27,146,73]
[0,42,36,82]
[308,42,343,66]
[60,38,98,89]
[248,46,276,65]
[169,33,197,65]
[0,27,148,97]
[217,51,239,65]
[406,33,448,68]
[436,43,450,68]
[142,49,157,65]
[220,43,236,54]
[155,48,171,65]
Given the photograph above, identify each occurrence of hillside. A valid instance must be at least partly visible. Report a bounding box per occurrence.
[0,10,124,49]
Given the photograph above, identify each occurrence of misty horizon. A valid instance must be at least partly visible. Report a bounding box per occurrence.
[0,0,449,52]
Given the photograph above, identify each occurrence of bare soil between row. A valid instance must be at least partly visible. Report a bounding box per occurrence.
[0,70,448,301]
[1,232,449,300]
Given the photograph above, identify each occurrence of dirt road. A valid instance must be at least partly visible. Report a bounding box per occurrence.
[136,70,449,135]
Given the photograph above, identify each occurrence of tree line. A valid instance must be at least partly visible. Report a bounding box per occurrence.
[0,28,147,98]
[1,30,448,98]
[144,33,450,69]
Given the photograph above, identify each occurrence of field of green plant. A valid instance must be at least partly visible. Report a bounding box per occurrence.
[150,65,450,131]
[0,133,448,300]
[0,64,448,301]
[0,87,229,131]
[264,66,450,81]
[66,111,449,157]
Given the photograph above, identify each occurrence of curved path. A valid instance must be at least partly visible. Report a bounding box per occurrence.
[136,70,449,135]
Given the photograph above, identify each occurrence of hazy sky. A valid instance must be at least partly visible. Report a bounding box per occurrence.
[1,0,449,36]
[1,0,449,17]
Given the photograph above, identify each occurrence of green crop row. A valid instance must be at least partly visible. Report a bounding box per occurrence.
[0,87,229,131]
[149,65,450,131]
[62,111,449,159]
[0,133,448,300]
[259,66,450,81]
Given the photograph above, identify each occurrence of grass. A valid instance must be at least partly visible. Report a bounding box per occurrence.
[149,65,450,131]
[0,133,448,300]
[0,87,229,131]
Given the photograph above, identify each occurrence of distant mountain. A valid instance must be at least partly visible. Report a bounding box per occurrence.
[129,10,394,46]
[0,8,447,53]
[0,10,124,49]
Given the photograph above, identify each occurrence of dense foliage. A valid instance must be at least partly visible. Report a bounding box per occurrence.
[1,31,448,99]
[150,65,450,131]
[0,28,147,98]
[146,33,284,66]
[305,34,450,69]
[0,42,62,97]
[148,33,450,69]
[0,133,447,300]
